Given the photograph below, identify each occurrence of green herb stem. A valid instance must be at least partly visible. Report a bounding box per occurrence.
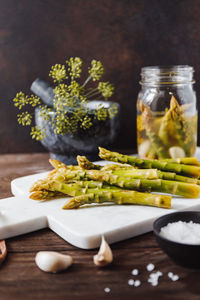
[82,75,92,88]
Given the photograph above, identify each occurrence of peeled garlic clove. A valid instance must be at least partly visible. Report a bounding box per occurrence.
[93,236,113,267]
[35,251,73,273]
[138,141,151,158]
[169,146,185,159]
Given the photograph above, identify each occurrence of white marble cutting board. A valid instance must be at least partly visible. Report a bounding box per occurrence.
[0,157,199,249]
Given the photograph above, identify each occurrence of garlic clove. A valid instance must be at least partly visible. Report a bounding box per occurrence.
[169,146,185,159]
[138,141,151,158]
[93,236,113,267]
[35,251,73,273]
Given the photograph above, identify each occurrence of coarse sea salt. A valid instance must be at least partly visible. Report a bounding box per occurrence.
[148,271,163,286]
[134,280,141,287]
[104,287,111,293]
[146,263,155,272]
[131,269,139,276]
[128,279,134,286]
[168,272,179,281]
[160,221,200,245]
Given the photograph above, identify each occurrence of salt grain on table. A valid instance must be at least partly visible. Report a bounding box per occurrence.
[168,272,179,281]
[131,269,139,276]
[172,275,179,281]
[148,271,163,286]
[128,279,134,286]
[146,263,155,271]
[134,280,141,287]
[168,272,173,278]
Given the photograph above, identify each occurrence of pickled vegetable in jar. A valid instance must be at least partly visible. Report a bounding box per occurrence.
[137,66,197,159]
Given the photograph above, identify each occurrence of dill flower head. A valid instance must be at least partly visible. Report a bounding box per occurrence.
[30,126,46,141]
[98,82,114,99]
[66,57,82,79]
[88,60,104,81]
[17,112,32,126]
[13,92,28,109]
[13,57,117,140]
[49,64,67,83]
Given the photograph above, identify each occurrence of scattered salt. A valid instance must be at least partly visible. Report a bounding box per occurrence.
[172,274,179,281]
[157,271,163,276]
[151,281,158,286]
[131,269,139,276]
[146,263,155,271]
[134,280,141,287]
[128,279,134,286]
[104,287,111,293]
[168,272,179,281]
[147,271,162,286]
[160,221,200,244]
[168,272,173,278]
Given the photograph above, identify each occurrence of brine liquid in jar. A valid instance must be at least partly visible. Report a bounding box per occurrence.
[137,66,197,159]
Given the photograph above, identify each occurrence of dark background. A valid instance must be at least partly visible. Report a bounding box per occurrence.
[1,0,200,153]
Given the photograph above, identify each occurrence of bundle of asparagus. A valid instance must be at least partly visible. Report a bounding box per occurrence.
[137,96,197,159]
[30,148,200,210]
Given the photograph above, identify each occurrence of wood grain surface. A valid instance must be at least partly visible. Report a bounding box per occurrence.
[0,153,200,300]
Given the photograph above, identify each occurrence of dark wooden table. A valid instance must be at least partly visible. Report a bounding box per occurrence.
[0,153,200,300]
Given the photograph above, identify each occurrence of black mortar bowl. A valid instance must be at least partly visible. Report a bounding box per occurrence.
[153,211,200,268]
[35,101,120,165]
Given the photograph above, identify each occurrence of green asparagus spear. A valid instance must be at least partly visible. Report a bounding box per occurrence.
[160,157,199,165]
[30,179,106,195]
[99,148,200,178]
[158,171,200,185]
[170,96,195,156]
[30,190,66,200]
[77,155,101,170]
[140,102,169,158]
[49,159,80,171]
[77,155,134,171]
[158,100,177,148]
[28,175,171,208]
[77,155,200,184]
[111,169,159,179]
[86,170,200,198]
[63,190,171,209]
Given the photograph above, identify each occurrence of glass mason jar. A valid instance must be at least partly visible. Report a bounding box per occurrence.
[137,66,197,159]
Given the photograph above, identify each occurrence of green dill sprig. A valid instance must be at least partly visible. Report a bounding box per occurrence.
[49,64,67,83]
[38,105,52,121]
[95,106,108,121]
[13,57,117,141]
[98,82,114,99]
[88,60,104,81]
[108,103,119,119]
[17,112,32,126]
[30,126,46,141]
[13,92,28,109]
[80,115,93,130]
[66,57,82,80]
[13,92,40,109]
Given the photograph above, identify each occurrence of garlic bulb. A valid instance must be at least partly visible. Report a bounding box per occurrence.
[35,251,73,273]
[93,236,113,267]
[169,146,185,159]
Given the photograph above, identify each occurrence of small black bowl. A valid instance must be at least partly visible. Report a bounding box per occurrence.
[153,211,200,268]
